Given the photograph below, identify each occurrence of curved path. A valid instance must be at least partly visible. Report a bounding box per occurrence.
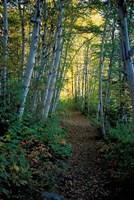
[58,111,111,200]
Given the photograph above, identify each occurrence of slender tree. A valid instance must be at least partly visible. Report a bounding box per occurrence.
[83,43,90,114]
[97,1,110,136]
[41,0,64,119]
[51,19,75,114]
[18,0,44,117]
[117,0,134,134]
[105,17,116,115]
[1,0,8,111]
[18,0,25,80]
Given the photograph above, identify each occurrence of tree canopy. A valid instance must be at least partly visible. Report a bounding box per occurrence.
[0,0,134,199]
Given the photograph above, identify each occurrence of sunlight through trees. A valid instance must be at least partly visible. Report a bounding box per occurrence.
[0,0,134,199]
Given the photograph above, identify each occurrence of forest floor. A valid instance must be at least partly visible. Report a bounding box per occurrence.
[57,111,131,200]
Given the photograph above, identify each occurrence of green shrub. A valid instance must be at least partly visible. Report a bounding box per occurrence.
[0,138,31,198]
[59,98,76,113]
[106,123,132,143]
[97,123,134,191]
[0,114,72,199]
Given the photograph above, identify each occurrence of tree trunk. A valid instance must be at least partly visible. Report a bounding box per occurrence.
[75,64,79,100]
[118,34,127,123]
[117,0,134,133]
[32,0,51,114]
[41,0,64,119]
[105,18,116,115]
[18,0,43,118]
[97,2,110,136]
[81,65,85,112]
[18,0,25,80]
[51,22,74,114]
[1,0,8,108]
[84,43,90,114]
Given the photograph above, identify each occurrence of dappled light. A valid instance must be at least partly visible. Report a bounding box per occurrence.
[0,0,134,199]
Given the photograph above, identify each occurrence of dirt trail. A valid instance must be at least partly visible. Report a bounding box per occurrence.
[58,111,111,200]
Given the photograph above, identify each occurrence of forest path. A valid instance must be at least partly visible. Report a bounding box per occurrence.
[58,111,111,200]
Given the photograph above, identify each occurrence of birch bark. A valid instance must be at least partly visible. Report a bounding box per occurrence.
[18,0,25,80]
[84,44,90,114]
[32,0,52,114]
[51,22,74,114]
[97,2,110,136]
[1,0,8,107]
[74,64,79,100]
[105,18,115,114]
[18,0,43,117]
[81,65,85,112]
[117,0,134,133]
[41,28,59,117]
[41,0,64,119]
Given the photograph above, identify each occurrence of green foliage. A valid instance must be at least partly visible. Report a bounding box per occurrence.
[0,80,22,130]
[97,140,134,183]
[72,97,82,111]
[88,102,98,118]
[0,114,72,199]
[97,123,134,194]
[60,98,75,110]
[0,138,31,198]
[42,116,72,159]
[106,123,132,143]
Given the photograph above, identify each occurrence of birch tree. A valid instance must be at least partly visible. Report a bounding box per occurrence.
[18,0,43,117]
[82,43,90,114]
[32,0,51,114]
[18,0,25,80]
[97,1,110,136]
[117,0,134,133]
[1,0,8,109]
[51,20,75,114]
[74,63,79,100]
[105,18,116,115]
[41,0,64,119]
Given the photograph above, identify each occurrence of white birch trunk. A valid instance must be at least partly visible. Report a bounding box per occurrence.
[51,69,61,115]
[18,0,25,80]
[81,66,85,112]
[43,40,63,119]
[41,31,59,116]
[2,0,8,105]
[84,44,90,114]
[43,51,62,119]
[78,72,81,98]
[71,67,74,98]
[32,45,50,113]
[3,0,8,60]
[97,2,110,136]
[75,64,78,100]
[105,19,115,114]
[85,64,89,114]
[41,0,64,119]
[32,1,51,114]
[118,0,134,133]
[118,36,127,123]
[18,0,43,117]
[51,34,72,114]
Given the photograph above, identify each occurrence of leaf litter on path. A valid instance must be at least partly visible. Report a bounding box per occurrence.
[58,111,111,200]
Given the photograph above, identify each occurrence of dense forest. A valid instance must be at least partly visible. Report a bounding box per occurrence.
[0,0,134,199]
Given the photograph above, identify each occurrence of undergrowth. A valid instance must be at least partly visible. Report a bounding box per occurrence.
[0,114,72,200]
[97,123,134,199]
